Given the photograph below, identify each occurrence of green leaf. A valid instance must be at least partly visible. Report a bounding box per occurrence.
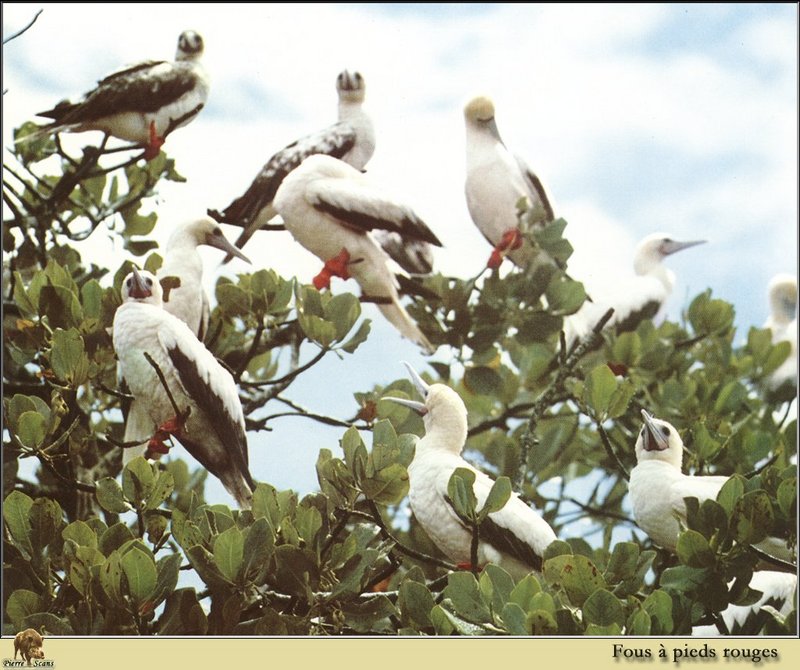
[463,366,503,396]
[145,470,175,510]
[611,332,641,366]
[583,588,625,627]
[510,573,542,610]
[716,475,745,515]
[325,292,361,339]
[443,572,492,624]
[731,490,774,545]
[50,327,90,385]
[213,526,245,584]
[583,365,618,418]
[99,523,135,556]
[216,282,251,317]
[543,553,606,607]
[122,456,156,505]
[158,589,208,635]
[121,545,157,606]
[604,542,639,584]
[20,613,74,636]
[478,476,512,520]
[95,477,131,513]
[29,497,63,554]
[151,553,183,608]
[6,589,43,626]
[62,520,98,549]
[241,517,275,582]
[340,318,371,354]
[447,467,478,522]
[100,551,124,606]
[676,530,716,568]
[777,478,797,518]
[399,580,435,629]
[500,602,529,635]
[16,411,47,448]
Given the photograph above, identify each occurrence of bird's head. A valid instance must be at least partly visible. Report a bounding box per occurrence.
[633,233,706,275]
[464,95,502,142]
[767,274,798,326]
[635,410,684,468]
[176,30,204,61]
[336,70,366,103]
[121,268,162,305]
[170,217,251,263]
[383,362,469,453]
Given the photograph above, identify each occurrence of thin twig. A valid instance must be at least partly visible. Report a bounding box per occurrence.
[240,347,328,388]
[3,9,43,44]
[596,423,630,480]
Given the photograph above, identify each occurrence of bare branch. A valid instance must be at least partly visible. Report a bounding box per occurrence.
[3,9,43,45]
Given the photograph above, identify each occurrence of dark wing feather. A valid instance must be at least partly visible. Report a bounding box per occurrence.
[167,345,254,489]
[41,62,198,125]
[373,230,434,275]
[478,515,544,572]
[516,156,554,222]
[313,199,443,247]
[212,122,357,230]
[614,299,661,334]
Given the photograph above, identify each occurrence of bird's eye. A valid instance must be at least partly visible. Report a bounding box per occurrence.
[660,426,671,437]
[126,278,132,287]
[145,278,153,287]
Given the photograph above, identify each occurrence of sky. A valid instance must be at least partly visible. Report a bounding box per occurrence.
[2,3,798,504]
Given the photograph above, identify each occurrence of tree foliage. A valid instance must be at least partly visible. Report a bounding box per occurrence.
[2,128,796,637]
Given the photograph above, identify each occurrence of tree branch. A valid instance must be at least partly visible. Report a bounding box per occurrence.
[3,9,43,44]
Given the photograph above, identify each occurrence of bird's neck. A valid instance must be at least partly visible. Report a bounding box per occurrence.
[422,412,469,455]
[634,255,675,293]
[338,100,366,122]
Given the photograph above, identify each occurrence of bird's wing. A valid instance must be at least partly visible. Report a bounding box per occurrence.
[212,121,358,229]
[307,175,442,246]
[670,474,729,517]
[198,291,210,343]
[514,155,554,221]
[40,61,200,124]
[156,323,250,477]
[371,229,434,275]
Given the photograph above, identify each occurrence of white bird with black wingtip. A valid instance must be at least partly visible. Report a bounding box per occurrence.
[28,30,209,159]
[383,363,557,578]
[122,218,250,465]
[113,267,255,508]
[564,233,705,346]
[464,95,555,270]
[629,410,793,563]
[273,154,442,354]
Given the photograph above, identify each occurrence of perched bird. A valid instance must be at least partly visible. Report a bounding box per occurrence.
[383,363,557,578]
[208,69,376,259]
[691,570,797,636]
[564,233,705,346]
[464,95,555,270]
[763,274,797,393]
[629,410,793,563]
[273,154,442,353]
[113,268,254,508]
[158,216,251,341]
[29,30,208,159]
[121,218,250,466]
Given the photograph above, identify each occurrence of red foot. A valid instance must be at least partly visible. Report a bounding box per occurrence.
[487,228,524,269]
[312,248,352,290]
[145,414,185,459]
[456,561,483,573]
[143,121,165,160]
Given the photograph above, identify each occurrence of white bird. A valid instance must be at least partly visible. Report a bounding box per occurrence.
[273,154,441,354]
[121,218,250,466]
[209,69,376,258]
[691,570,797,636]
[29,30,209,159]
[629,410,793,563]
[383,363,557,578]
[464,95,555,270]
[113,268,254,508]
[564,233,705,346]
[763,274,797,393]
[158,217,251,341]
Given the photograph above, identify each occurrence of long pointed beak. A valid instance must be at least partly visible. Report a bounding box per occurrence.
[207,232,251,264]
[662,239,706,256]
[128,267,152,299]
[640,409,669,452]
[382,396,428,416]
[402,361,430,398]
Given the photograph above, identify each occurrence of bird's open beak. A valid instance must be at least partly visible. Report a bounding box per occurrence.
[640,409,670,452]
[128,267,152,299]
[662,239,706,256]
[382,362,431,416]
[207,232,251,264]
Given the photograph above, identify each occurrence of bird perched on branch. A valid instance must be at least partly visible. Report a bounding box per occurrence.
[113,268,254,508]
[464,95,555,270]
[208,69,376,259]
[383,363,557,578]
[564,233,705,346]
[629,410,793,564]
[122,218,249,466]
[273,154,441,353]
[763,274,797,394]
[28,30,209,159]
